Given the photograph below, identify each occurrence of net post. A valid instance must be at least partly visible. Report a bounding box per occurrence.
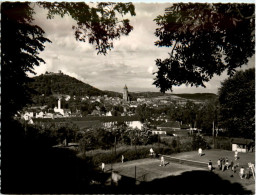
[135,166,136,183]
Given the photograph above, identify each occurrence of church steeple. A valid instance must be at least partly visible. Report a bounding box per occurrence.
[123,84,129,101]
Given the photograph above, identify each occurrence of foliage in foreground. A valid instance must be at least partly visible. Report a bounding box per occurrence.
[218,68,255,138]
[154,3,255,92]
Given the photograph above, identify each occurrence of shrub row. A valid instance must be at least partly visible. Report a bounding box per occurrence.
[82,145,174,165]
[204,136,232,150]
[80,135,232,166]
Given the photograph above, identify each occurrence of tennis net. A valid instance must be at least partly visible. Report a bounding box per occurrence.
[162,155,208,169]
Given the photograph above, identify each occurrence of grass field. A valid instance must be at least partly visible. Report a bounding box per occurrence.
[104,149,255,193]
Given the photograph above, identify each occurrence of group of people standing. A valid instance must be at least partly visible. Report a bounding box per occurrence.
[238,164,255,179]
[208,150,255,180]
[217,157,236,172]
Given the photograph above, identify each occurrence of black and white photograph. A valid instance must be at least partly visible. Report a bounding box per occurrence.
[1,1,255,194]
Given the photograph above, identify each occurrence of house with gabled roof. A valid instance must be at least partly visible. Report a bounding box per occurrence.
[151,129,167,135]
[231,138,254,153]
[157,121,180,130]
[156,121,191,137]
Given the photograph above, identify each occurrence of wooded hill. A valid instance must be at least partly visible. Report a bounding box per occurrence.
[28,73,121,98]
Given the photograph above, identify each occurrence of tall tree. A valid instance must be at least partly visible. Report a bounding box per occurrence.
[182,101,198,126]
[196,100,219,134]
[2,2,51,119]
[153,3,255,92]
[218,68,255,138]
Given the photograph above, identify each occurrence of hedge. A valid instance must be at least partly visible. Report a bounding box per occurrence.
[81,145,173,165]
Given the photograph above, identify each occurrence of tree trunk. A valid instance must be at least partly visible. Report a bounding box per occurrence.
[114,136,116,157]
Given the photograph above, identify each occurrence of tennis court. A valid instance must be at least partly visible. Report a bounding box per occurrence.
[105,157,205,183]
[104,149,255,193]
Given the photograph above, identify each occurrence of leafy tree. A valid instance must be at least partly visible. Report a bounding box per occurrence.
[2,2,51,119]
[136,104,153,122]
[44,86,52,96]
[39,2,135,54]
[79,130,97,156]
[25,123,59,147]
[167,104,183,122]
[80,101,91,116]
[192,134,208,150]
[79,128,114,153]
[56,122,79,146]
[114,123,130,145]
[100,105,107,113]
[153,3,255,92]
[218,68,255,138]
[196,100,218,134]
[95,128,114,149]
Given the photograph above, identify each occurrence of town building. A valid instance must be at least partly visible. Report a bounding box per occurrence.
[231,138,254,153]
[54,98,71,117]
[23,111,34,120]
[156,121,192,136]
[151,129,167,135]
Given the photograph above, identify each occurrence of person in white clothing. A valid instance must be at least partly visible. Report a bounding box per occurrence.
[198,148,203,156]
[239,167,245,179]
[159,156,165,166]
[102,162,105,172]
[234,150,238,160]
[150,148,154,157]
[208,160,213,171]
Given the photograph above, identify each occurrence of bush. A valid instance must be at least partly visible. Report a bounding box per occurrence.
[147,134,158,144]
[191,134,208,150]
[215,137,232,150]
[159,135,197,153]
[172,139,178,148]
[203,136,232,150]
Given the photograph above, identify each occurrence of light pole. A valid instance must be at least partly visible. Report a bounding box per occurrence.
[114,136,116,157]
[212,104,219,149]
[212,120,215,149]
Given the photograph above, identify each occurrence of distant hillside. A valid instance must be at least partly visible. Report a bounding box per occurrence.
[130,91,217,101]
[28,72,121,98]
[171,93,217,101]
[27,72,217,105]
[130,92,166,98]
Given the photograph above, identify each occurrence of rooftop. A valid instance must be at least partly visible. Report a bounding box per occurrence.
[231,138,254,145]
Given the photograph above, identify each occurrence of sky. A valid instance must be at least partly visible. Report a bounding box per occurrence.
[31,3,255,94]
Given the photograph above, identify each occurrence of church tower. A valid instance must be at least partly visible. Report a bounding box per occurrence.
[58,98,61,109]
[123,84,129,101]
